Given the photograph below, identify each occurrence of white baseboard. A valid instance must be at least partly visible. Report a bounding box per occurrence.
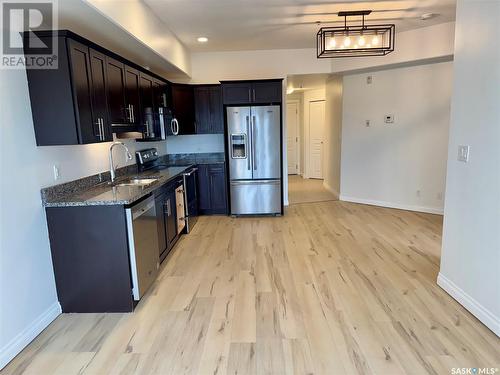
[339,195,444,215]
[322,181,339,199]
[437,273,500,337]
[0,302,61,370]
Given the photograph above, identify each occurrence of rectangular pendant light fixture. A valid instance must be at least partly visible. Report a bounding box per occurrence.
[317,10,395,58]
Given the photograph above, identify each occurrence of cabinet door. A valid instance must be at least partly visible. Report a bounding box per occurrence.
[124,65,141,126]
[222,82,252,104]
[68,40,100,144]
[209,86,224,133]
[105,57,127,125]
[165,190,177,247]
[139,73,155,131]
[208,164,228,214]
[252,81,282,103]
[89,49,112,141]
[197,164,211,211]
[194,86,211,134]
[171,84,195,135]
[155,193,167,258]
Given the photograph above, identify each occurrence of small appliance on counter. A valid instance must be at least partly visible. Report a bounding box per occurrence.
[136,148,198,233]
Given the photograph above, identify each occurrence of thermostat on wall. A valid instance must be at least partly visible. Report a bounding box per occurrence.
[384,114,394,123]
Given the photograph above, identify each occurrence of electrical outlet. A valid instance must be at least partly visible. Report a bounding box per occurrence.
[366,75,372,84]
[53,165,60,181]
[384,114,394,124]
[457,145,470,162]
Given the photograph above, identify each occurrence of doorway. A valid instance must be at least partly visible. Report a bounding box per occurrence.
[286,102,299,175]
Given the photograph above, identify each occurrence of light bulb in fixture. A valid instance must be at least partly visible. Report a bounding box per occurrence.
[358,35,365,46]
[343,36,351,47]
[372,35,379,46]
[327,37,336,49]
[354,44,358,49]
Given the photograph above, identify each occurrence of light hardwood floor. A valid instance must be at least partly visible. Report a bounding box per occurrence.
[3,201,499,375]
[288,175,337,205]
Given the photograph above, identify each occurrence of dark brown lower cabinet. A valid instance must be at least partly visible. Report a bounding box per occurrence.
[198,163,228,215]
[46,205,134,313]
[155,183,179,263]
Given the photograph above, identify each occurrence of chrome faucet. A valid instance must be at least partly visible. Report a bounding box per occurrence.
[109,141,133,183]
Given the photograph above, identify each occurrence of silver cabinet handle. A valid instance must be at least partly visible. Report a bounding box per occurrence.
[95,119,101,140]
[131,105,135,123]
[126,104,132,123]
[99,119,104,141]
[246,115,251,170]
[166,200,171,216]
[252,115,257,170]
[171,118,179,135]
[248,88,251,102]
[253,89,256,102]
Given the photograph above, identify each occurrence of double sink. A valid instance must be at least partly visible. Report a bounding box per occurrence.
[109,177,160,188]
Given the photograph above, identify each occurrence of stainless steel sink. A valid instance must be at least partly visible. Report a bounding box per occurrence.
[112,178,159,187]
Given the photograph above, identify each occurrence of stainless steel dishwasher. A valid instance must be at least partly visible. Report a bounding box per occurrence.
[125,195,159,301]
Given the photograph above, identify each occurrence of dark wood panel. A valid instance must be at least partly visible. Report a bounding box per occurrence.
[253,81,282,103]
[222,82,252,105]
[46,205,134,313]
[171,84,195,135]
[25,36,79,145]
[90,49,112,141]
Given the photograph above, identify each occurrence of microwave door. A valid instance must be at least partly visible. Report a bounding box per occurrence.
[251,105,281,180]
[227,106,252,180]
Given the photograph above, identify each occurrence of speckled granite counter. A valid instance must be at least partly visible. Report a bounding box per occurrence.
[41,152,226,208]
[42,166,191,207]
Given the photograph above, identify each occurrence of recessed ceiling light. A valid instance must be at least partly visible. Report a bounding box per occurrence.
[197,37,208,43]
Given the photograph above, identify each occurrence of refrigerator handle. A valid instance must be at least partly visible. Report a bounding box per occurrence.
[252,115,257,170]
[246,115,251,170]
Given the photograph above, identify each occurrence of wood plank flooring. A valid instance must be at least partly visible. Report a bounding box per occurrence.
[288,175,337,205]
[3,201,499,375]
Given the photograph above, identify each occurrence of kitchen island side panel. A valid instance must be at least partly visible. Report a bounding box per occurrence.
[45,205,134,313]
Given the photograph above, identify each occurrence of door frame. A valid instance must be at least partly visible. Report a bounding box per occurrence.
[306,99,326,179]
[286,100,301,175]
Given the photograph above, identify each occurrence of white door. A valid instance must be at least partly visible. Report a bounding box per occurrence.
[286,102,299,174]
[309,100,325,179]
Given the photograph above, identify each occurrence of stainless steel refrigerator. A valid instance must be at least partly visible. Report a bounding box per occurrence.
[227,105,282,215]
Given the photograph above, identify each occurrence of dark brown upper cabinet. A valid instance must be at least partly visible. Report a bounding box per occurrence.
[171,84,196,135]
[194,85,223,134]
[25,30,172,145]
[221,80,282,105]
[25,35,113,145]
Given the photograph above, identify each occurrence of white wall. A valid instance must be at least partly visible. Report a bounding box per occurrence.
[0,67,170,369]
[340,61,453,214]
[323,76,343,197]
[438,0,500,336]
[166,134,224,154]
[331,22,455,74]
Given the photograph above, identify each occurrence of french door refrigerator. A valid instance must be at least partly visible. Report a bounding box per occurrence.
[227,105,282,215]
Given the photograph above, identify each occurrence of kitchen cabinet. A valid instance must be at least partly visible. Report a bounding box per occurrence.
[170,84,196,135]
[26,36,114,145]
[25,30,172,145]
[198,163,228,215]
[194,85,223,134]
[155,179,181,262]
[221,80,282,105]
[124,65,141,128]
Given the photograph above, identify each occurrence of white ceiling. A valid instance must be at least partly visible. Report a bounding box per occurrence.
[287,74,331,93]
[144,0,457,52]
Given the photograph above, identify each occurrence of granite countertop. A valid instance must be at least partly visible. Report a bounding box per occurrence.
[43,166,192,208]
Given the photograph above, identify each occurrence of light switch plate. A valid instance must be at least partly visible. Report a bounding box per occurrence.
[384,114,394,123]
[457,145,470,162]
